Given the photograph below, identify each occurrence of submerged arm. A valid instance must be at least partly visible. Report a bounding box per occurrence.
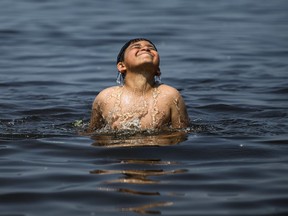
[88,98,105,132]
[170,93,190,129]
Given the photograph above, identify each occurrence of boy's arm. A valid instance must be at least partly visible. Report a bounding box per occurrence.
[88,97,105,132]
[170,93,190,129]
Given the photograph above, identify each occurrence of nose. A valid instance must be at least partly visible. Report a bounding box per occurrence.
[141,45,150,51]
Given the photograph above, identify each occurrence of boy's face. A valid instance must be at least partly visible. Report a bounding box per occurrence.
[122,40,160,72]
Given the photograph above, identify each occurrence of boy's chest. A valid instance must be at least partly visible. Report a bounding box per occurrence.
[101,97,171,129]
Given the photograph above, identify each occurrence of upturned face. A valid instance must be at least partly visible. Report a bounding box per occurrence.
[121,40,160,72]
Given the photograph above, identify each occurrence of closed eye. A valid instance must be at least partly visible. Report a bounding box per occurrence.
[130,44,142,49]
[130,43,156,50]
[147,45,156,50]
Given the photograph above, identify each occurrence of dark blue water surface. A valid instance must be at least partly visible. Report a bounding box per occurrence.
[1,0,288,215]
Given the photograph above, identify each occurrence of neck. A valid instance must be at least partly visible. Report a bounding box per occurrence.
[123,71,156,94]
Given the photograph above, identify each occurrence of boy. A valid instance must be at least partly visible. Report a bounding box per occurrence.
[88,38,189,131]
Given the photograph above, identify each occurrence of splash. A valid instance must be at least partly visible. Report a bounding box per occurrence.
[151,87,160,127]
[105,86,164,130]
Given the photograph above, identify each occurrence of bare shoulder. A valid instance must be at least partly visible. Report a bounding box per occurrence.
[158,84,189,128]
[157,84,182,97]
[92,86,120,105]
[156,84,185,108]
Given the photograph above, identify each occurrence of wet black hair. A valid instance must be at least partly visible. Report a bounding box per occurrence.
[116,38,157,64]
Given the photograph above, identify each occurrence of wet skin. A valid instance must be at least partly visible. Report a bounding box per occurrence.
[89,40,189,131]
[89,84,189,131]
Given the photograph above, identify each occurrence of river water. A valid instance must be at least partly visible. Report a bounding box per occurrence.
[1,0,288,215]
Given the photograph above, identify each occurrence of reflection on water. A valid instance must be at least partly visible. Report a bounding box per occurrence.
[90,167,187,184]
[90,133,188,214]
[120,201,174,215]
[90,130,188,147]
[90,158,187,214]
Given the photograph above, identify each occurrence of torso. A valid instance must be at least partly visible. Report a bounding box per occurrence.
[99,85,171,130]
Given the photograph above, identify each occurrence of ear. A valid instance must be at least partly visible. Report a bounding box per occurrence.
[117,62,126,73]
[156,67,161,76]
